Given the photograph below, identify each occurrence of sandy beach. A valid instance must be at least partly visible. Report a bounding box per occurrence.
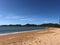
[0,28,60,45]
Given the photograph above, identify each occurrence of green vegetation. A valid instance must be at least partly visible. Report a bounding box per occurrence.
[0,23,60,28]
[40,23,60,28]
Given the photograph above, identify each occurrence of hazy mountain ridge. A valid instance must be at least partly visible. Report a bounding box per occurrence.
[0,23,60,28]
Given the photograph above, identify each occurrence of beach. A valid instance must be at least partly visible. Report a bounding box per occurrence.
[0,28,60,45]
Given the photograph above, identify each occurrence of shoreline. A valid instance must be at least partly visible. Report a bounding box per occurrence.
[0,28,59,45]
[0,27,48,36]
[0,28,48,36]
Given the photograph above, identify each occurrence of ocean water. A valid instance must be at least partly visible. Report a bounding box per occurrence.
[0,26,47,34]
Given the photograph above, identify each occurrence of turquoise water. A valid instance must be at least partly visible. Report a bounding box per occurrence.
[0,26,47,34]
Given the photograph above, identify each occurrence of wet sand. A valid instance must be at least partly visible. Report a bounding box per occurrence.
[0,28,60,45]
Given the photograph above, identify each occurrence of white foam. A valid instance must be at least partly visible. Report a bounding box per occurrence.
[0,29,40,36]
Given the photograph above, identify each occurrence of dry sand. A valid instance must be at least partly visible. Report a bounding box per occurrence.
[0,28,60,45]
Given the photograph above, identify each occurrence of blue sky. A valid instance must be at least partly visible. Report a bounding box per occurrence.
[0,0,60,25]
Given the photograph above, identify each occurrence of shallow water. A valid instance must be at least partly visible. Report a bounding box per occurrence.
[0,26,47,34]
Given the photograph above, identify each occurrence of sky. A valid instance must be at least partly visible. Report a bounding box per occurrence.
[0,0,60,25]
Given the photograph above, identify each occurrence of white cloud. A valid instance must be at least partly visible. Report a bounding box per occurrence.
[5,15,24,19]
[20,18,35,21]
[3,14,35,21]
[44,20,52,23]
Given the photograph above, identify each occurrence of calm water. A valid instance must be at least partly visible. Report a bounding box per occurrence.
[0,26,47,34]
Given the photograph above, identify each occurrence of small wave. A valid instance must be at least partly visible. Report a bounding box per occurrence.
[0,29,43,36]
[0,27,48,36]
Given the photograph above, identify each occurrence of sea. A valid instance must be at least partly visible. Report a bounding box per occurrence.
[0,26,47,35]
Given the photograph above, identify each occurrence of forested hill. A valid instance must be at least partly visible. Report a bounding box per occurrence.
[0,23,60,28]
[40,23,60,28]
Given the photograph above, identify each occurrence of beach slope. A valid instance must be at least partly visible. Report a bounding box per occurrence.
[0,28,60,45]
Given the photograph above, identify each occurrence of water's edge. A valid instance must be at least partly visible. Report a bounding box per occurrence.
[0,27,48,36]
